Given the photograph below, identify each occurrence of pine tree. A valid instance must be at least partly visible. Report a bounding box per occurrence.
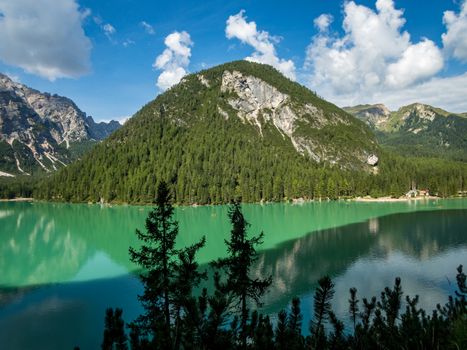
[287,297,304,350]
[274,310,288,350]
[349,287,359,333]
[128,181,177,347]
[101,308,128,350]
[212,201,272,349]
[128,181,205,349]
[172,237,207,349]
[309,276,335,349]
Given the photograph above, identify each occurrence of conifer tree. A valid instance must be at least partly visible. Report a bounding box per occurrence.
[101,308,128,350]
[212,201,272,349]
[287,297,304,350]
[274,310,288,350]
[128,181,205,349]
[349,287,359,333]
[309,276,335,349]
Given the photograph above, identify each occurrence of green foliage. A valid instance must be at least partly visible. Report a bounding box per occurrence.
[0,175,37,199]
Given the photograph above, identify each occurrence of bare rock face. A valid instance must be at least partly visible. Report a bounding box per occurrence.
[344,104,391,129]
[0,73,121,174]
[26,93,89,147]
[367,154,379,166]
[221,70,291,134]
[220,70,373,165]
[403,104,436,122]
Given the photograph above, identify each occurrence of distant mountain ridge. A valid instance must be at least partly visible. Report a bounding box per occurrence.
[0,73,121,175]
[344,103,467,162]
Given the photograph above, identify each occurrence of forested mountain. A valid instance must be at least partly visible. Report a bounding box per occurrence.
[0,73,121,176]
[35,61,467,204]
[344,103,467,161]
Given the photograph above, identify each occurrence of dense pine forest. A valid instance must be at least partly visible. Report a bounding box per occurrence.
[33,149,467,204]
[96,183,467,350]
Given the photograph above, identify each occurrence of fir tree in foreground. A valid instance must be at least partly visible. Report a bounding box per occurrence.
[211,202,272,349]
[127,181,206,349]
[100,191,467,350]
[102,308,127,350]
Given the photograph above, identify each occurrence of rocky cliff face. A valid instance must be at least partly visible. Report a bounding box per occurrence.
[218,69,376,165]
[0,73,121,175]
[343,104,391,129]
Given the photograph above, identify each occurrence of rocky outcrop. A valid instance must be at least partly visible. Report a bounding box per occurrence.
[343,104,391,129]
[367,154,378,166]
[220,70,373,166]
[0,73,121,174]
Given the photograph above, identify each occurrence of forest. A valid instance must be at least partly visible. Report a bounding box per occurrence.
[93,182,467,350]
[31,150,467,204]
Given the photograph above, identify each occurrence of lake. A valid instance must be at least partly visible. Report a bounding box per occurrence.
[1,199,466,349]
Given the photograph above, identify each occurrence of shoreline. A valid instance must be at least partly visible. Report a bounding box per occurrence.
[0,197,34,202]
[352,195,441,203]
[0,195,463,207]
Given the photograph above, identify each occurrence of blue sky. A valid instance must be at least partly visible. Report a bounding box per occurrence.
[1,0,466,121]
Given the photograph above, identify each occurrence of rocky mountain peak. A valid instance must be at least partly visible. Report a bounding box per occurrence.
[343,104,391,129]
[0,73,122,175]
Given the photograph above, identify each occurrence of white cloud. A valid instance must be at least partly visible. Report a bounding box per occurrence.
[305,0,444,103]
[373,73,467,113]
[0,0,91,81]
[386,39,444,88]
[140,21,155,35]
[225,10,296,80]
[102,23,116,42]
[153,31,193,91]
[122,39,135,48]
[330,73,467,114]
[442,0,467,61]
[314,14,333,32]
[103,23,116,35]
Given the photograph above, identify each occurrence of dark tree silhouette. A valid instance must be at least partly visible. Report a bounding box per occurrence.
[212,202,272,349]
[349,287,359,333]
[287,297,304,350]
[101,308,128,350]
[128,181,205,349]
[274,310,288,350]
[309,276,335,349]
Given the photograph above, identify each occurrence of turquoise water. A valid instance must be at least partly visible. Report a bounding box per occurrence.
[0,199,466,349]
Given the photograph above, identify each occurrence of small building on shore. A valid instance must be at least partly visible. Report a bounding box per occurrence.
[405,188,430,198]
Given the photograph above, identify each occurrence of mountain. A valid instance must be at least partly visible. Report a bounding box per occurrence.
[343,104,391,129]
[0,73,121,176]
[37,61,388,204]
[344,103,467,162]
